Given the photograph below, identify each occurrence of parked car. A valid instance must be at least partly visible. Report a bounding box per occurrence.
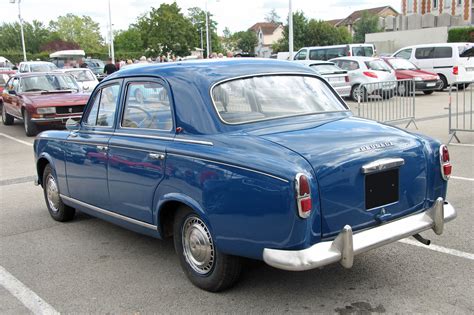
[392,43,474,90]
[84,58,106,81]
[330,56,397,101]
[56,68,99,93]
[381,57,442,95]
[33,59,456,292]
[18,61,57,73]
[296,60,351,97]
[294,44,376,61]
[1,72,89,136]
[0,70,16,106]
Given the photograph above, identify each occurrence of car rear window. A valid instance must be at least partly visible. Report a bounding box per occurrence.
[365,60,391,71]
[212,75,347,125]
[310,64,345,74]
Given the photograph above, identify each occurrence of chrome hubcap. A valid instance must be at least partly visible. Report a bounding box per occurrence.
[46,175,60,212]
[182,216,214,275]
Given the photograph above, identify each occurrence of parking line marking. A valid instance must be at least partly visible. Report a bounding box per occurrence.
[449,143,474,148]
[399,239,474,261]
[0,265,59,315]
[0,133,33,147]
[451,176,474,182]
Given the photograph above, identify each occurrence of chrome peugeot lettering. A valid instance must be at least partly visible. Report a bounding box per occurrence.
[359,141,394,152]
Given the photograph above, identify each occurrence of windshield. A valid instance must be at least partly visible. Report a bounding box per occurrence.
[386,58,417,70]
[459,46,474,58]
[30,63,57,72]
[212,75,346,124]
[67,70,96,82]
[20,74,79,92]
[310,64,345,74]
[365,60,391,72]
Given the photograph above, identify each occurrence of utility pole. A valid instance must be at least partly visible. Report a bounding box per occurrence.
[10,0,27,62]
[288,0,294,60]
[108,0,115,63]
[205,1,210,58]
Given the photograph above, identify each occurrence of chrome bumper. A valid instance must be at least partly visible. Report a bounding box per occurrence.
[31,114,82,123]
[263,198,456,271]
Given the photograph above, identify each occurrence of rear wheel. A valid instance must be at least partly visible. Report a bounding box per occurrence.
[173,206,241,292]
[2,104,14,125]
[437,74,448,91]
[351,85,367,102]
[423,90,434,95]
[42,164,75,222]
[23,110,39,137]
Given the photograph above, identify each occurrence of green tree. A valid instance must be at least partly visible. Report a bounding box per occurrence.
[49,14,103,51]
[188,7,222,56]
[0,20,52,54]
[137,3,198,57]
[232,30,257,53]
[305,20,352,46]
[114,27,144,52]
[265,9,280,23]
[353,11,380,43]
[272,11,308,52]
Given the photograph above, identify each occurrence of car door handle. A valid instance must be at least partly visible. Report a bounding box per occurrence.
[97,145,108,152]
[148,153,165,160]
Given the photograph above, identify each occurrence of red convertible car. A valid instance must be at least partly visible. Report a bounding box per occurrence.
[1,72,90,136]
[382,57,442,95]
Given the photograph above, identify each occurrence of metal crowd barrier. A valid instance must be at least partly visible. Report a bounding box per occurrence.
[448,81,474,144]
[355,79,418,129]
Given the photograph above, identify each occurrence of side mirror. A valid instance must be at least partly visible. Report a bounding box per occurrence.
[8,90,17,95]
[66,118,80,131]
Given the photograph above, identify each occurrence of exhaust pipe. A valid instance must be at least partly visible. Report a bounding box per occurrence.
[412,233,431,246]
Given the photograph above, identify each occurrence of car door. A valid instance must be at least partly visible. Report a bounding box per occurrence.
[107,79,173,223]
[3,77,22,118]
[65,80,122,209]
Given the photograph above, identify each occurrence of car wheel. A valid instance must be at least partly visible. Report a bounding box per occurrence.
[173,206,242,292]
[2,104,14,125]
[23,111,39,137]
[437,75,448,91]
[351,85,367,102]
[42,164,75,222]
[423,90,434,95]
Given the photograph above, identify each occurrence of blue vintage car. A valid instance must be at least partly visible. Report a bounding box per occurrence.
[33,59,456,292]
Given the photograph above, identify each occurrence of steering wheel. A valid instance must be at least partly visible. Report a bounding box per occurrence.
[125,105,153,128]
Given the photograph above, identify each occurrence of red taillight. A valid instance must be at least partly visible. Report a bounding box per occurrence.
[439,145,452,180]
[453,66,459,75]
[345,76,349,82]
[363,71,378,78]
[296,174,312,218]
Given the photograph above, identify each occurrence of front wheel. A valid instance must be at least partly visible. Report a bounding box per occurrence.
[2,104,14,125]
[42,164,75,222]
[173,206,242,292]
[23,111,39,137]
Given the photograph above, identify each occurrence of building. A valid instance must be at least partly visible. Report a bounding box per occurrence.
[401,0,473,24]
[332,6,399,35]
[248,22,284,58]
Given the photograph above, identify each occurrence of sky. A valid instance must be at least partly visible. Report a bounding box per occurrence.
[0,0,400,37]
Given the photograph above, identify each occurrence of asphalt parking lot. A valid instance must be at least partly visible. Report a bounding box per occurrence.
[1,91,473,314]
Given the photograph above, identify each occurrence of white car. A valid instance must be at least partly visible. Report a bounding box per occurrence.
[296,60,351,97]
[55,68,99,93]
[18,61,57,73]
[294,44,376,61]
[330,57,397,101]
[392,43,474,90]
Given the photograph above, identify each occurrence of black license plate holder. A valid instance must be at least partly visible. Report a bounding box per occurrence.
[365,169,399,210]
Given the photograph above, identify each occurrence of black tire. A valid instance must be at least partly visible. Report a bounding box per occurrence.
[437,74,448,91]
[351,85,367,102]
[173,206,241,292]
[42,164,75,222]
[423,90,435,95]
[2,104,14,125]
[23,110,39,137]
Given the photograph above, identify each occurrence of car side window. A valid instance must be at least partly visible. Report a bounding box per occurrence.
[394,48,412,60]
[122,82,172,131]
[415,47,435,59]
[434,47,452,58]
[84,84,120,127]
[295,50,307,60]
[309,49,325,61]
[12,78,20,92]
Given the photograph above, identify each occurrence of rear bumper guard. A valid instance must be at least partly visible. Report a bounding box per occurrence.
[263,198,456,271]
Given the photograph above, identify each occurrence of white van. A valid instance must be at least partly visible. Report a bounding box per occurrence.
[293,44,376,61]
[392,43,474,90]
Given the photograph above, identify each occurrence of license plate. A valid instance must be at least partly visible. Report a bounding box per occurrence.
[466,67,474,72]
[426,82,436,87]
[328,77,343,82]
[365,169,399,210]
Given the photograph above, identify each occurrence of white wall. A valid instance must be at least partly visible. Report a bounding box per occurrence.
[366,26,449,54]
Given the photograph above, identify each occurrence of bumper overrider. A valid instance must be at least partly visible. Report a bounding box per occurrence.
[263,198,456,271]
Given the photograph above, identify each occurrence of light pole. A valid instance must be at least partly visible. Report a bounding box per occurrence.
[108,0,115,63]
[288,0,294,60]
[10,0,27,62]
[205,1,210,58]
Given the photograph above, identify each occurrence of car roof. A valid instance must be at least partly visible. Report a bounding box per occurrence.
[330,56,379,62]
[19,61,55,65]
[397,42,473,50]
[295,60,335,66]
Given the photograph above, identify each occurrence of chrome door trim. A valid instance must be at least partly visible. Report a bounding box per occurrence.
[113,131,214,146]
[361,158,405,174]
[60,194,157,230]
[168,152,289,183]
[108,144,165,155]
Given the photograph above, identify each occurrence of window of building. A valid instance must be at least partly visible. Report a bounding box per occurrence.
[407,0,414,12]
[433,0,439,9]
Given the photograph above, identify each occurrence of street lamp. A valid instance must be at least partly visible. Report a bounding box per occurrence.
[288,0,294,60]
[205,1,210,58]
[9,0,27,62]
[108,0,115,63]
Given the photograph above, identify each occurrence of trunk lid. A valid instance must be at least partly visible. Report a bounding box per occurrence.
[257,116,428,238]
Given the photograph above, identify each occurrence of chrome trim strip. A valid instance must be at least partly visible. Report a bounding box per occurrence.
[113,132,214,146]
[31,115,82,122]
[263,198,457,271]
[79,130,115,135]
[108,144,165,155]
[174,137,214,146]
[361,158,405,174]
[60,194,157,230]
[66,140,108,147]
[168,152,289,183]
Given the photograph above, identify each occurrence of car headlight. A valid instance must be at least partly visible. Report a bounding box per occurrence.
[37,107,56,114]
[414,77,423,81]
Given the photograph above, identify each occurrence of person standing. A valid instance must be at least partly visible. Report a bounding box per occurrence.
[104,58,117,75]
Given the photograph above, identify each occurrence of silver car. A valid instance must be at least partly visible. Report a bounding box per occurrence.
[330,57,397,101]
[296,60,351,97]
